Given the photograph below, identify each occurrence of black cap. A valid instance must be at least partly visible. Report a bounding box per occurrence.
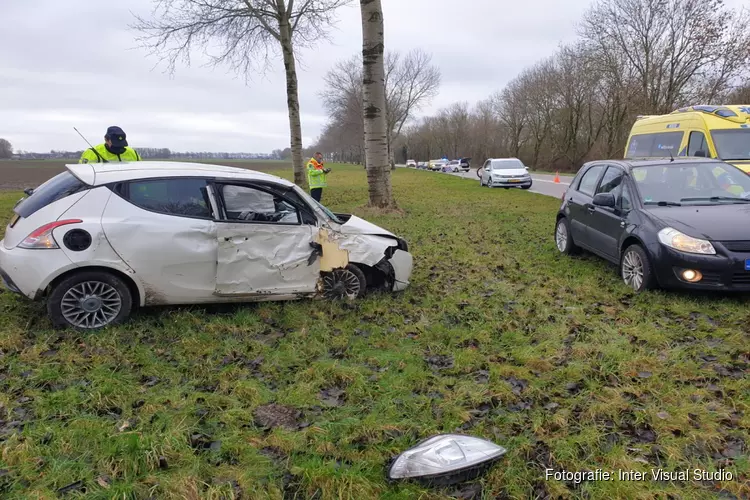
[105,126,128,148]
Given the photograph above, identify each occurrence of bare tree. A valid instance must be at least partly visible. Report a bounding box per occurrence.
[360,0,393,208]
[0,138,13,159]
[384,50,440,168]
[131,0,353,189]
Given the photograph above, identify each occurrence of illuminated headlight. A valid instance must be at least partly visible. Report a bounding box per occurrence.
[387,434,506,483]
[658,228,715,255]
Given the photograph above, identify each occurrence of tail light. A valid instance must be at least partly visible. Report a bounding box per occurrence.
[18,219,82,249]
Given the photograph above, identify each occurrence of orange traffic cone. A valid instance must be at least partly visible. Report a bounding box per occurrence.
[554,171,561,183]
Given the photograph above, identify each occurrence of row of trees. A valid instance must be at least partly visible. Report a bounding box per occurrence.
[318,0,750,172]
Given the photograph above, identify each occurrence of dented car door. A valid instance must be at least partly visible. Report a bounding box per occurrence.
[213,182,321,296]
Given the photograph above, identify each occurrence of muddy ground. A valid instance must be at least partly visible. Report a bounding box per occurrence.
[0,159,292,191]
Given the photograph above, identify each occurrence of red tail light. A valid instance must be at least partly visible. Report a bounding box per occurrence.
[18,219,82,249]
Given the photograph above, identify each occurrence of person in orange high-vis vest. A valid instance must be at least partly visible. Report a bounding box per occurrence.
[307,151,331,202]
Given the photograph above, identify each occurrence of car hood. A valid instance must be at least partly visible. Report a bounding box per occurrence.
[491,168,527,176]
[646,204,750,240]
[337,214,396,237]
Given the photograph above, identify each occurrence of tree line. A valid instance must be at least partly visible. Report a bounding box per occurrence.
[317,0,750,172]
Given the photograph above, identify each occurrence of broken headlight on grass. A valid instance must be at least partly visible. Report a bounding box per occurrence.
[387,434,506,485]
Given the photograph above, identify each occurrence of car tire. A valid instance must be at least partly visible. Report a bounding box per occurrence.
[322,264,367,300]
[522,184,532,190]
[554,217,580,256]
[620,244,656,292]
[47,271,133,330]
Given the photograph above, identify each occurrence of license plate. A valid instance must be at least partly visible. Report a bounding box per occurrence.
[8,213,19,227]
[746,259,750,271]
[510,179,521,183]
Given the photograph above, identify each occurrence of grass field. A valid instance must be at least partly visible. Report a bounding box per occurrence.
[0,165,747,499]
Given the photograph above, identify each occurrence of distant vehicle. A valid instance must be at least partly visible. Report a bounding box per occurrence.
[0,162,414,329]
[406,159,417,168]
[458,158,471,172]
[417,162,429,170]
[625,104,750,173]
[555,157,750,292]
[444,160,461,173]
[429,159,448,171]
[479,158,532,189]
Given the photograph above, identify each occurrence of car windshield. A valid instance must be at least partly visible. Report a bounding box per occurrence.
[711,129,750,160]
[492,160,523,170]
[632,162,750,206]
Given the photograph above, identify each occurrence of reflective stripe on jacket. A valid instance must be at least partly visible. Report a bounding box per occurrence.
[307,157,327,188]
[79,144,141,163]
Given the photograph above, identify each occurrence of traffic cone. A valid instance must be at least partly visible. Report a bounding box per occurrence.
[554,171,561,184]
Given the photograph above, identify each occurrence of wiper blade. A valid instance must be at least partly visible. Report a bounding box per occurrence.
[680,196,750,203]
[645,201,682,206]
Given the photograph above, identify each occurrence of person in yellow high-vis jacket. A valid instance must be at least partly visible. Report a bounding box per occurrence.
[79,126,141,164]
[307,152,330,202]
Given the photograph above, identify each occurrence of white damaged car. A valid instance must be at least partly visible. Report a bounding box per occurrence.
[0,162,413,329]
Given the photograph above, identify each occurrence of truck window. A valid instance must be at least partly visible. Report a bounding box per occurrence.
[626,132,684,158]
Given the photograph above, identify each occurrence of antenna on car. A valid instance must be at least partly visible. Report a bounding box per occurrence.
[73,127,108,163]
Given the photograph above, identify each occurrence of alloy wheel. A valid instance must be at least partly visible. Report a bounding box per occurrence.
[555,222,568,252]
[622,250,644,290]
[60,281,123,329]
[322,269,362,299]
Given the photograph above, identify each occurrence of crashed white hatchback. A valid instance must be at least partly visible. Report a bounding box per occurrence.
[0,162,413,329]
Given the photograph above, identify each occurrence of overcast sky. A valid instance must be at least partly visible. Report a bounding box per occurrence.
[0,0,742,154]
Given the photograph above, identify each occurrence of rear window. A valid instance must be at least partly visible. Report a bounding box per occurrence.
[14,171,89,218]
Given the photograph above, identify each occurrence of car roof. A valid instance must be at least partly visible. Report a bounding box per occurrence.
[65,161,295,187]
[584,157,726,172]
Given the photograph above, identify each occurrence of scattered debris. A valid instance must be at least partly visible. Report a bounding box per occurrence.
[96,475,111,489]
[505,376,528,396]
[57,480,84,495]
[425,354,454,371]
[319,388,347,407]
[656,411,670,420]
[141,376,160,387]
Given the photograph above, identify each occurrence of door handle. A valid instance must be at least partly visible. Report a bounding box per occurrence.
[586,205,596,213]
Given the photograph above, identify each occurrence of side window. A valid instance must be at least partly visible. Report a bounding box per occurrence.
[626,132,684,158]
[596,166,624,195]
[619,182,633,212]
[687,131,707,156]
[126,178,212,218]
[220,184,300,224]
[577,165,606,196]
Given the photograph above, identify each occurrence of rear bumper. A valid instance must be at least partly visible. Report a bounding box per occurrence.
[0,239,73,300]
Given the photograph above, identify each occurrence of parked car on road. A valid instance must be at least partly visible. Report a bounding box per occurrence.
[443,160,461,173]
[429,159,448,171]
[458,157,471,172]
[479,158,532,189]
[406,159,417,168]
[417,162,429,170]
[0,162,414,329]
[555,157,750,292]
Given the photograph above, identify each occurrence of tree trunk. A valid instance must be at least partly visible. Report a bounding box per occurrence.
[360,0,394,207]
[279,20,307,189]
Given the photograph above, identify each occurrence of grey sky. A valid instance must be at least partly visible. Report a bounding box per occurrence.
[1,0,742,153]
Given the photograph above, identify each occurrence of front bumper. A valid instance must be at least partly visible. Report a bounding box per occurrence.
[650,244,750,291]
[389,249,413,292]
[488,177,532,187]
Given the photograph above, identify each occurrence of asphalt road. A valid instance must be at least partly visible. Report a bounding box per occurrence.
[406,167,571,199]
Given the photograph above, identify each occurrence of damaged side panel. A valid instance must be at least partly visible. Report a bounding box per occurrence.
[215,223,320,296]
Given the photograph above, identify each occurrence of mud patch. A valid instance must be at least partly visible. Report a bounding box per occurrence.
[253,403,306,431]
[425,354,454,371]
[319,387,346,407]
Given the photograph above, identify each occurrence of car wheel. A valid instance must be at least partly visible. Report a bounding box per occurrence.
[322,264,367,300]
[47,271,133,330]
[555,217,580,255]
[522,184,532,190]
[620,244,656,292]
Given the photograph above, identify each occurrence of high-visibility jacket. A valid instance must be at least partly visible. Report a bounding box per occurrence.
[79,143,141,163]
[307,157,327,188]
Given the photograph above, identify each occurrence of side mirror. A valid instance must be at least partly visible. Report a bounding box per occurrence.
[593,193,616,207]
